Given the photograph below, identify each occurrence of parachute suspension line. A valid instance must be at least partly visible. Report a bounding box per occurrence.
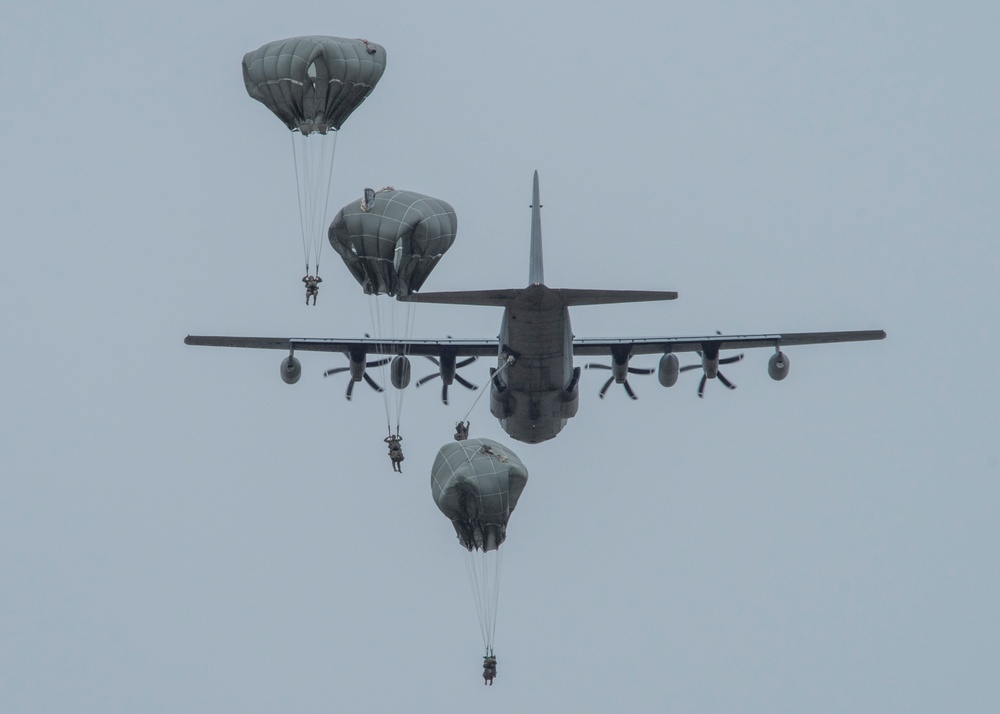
[290,131,310,273]
[392,299,417,431]
[463,549,491,650]
[389,297,418,434]
[364,291,418,437]
[454,440,506,653]
[368,295,393,435]
[386,298,401,437]
[460,354,515,424]
[305,135,320,272]
[316,129,340,276]
[290,130,339,277]
[462,543,504,654]
[480,545,503,653]
[491,544,505,652]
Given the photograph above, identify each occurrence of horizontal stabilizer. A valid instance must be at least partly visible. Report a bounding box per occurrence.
[400,287,677,308]
[397,289,520,306]
[554,289,677,306]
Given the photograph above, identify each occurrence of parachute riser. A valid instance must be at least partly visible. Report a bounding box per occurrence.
[296,123,337,136]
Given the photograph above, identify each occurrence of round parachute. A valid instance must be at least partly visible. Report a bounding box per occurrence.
[242,36,387,281]
[242,36,387,134]
[432,439,528,551]
[431,439,528,655]
[329,189,458,297]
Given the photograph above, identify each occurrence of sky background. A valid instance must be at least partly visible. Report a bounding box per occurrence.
[2,1,998,711]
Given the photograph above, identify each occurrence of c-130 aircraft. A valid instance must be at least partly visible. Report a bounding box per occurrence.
[186,172,885,444]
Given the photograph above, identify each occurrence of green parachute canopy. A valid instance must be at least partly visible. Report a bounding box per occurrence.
[431,439,528,552]
[329,189,458,297]
[242,36,387,134]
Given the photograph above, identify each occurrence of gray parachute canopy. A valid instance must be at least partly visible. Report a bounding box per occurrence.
[431,439,528,552]
[329,189,458,296]
[242,36,386,134]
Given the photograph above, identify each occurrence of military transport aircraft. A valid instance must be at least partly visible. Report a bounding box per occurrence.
[186,172,885,444]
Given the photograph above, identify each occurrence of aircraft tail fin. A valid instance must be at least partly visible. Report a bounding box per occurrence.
[529,170,543,285]
[398,172,678,308]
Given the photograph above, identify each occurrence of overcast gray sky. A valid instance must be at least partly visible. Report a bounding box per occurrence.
[2,1,998,711]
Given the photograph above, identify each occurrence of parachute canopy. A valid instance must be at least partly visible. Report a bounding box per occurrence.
[431,439,528,552]
[242,36,387,134]
[329,189,458,296]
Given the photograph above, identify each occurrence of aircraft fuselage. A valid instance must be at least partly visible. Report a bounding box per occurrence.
[490,284,580,443]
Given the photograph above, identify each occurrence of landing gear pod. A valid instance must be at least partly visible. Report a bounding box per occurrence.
[280,355,302,385]
[768,351,790,381]
[658,353,680,387]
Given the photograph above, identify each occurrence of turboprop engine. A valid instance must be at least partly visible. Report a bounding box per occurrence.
[417,354,479,405]
[585,346,654,399]
[677,343,745,398]
[323,347,389,400]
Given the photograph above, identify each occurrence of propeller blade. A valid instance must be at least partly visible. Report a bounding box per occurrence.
[346,380,355,401]
[366,357,391,368]
[441,383,449,405]
[717,372,736,390]
[679,364,702,373]
[417,355,477,394]
[697,374,707,398]
[454,374,479,391]
[415,373,440,387]
[363,372,384,393]
[720,354,744,366]
[324,366,349,377]
[590,362,653,397]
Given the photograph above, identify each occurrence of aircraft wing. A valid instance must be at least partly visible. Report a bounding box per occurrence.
[572,329,886,356]
[184,335,500,357]
[186,329,885,358]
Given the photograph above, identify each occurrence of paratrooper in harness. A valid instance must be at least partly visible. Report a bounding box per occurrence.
[483,654,497,685]
[384,434,404,472]
[302,274,322,305]
[454,420,470,441]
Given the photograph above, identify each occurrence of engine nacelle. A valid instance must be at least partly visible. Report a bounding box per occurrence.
[348,352,366,381]
[702,354,720,379]
[768,351,790,381]
[390,355,411,389]
[280,355,302,385]
[437,353,458,385]
[658,353,680,387]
